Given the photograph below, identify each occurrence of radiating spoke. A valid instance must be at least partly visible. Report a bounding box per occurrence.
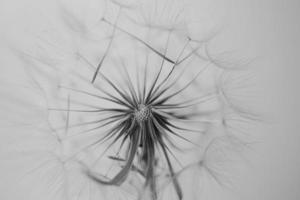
[102,18,176,64]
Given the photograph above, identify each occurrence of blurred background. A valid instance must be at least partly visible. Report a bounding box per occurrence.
[0,0,299,199]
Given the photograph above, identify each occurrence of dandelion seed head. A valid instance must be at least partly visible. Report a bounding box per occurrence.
[3,0,260,199]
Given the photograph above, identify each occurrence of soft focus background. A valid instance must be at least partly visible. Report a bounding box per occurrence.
[0,0,299,200]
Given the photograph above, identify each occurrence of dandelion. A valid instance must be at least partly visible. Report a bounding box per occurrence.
[0,0,259,199]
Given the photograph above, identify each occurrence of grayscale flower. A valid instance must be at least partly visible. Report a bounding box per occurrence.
[0,0,259,200]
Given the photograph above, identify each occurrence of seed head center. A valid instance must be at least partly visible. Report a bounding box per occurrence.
[134,104,151,122]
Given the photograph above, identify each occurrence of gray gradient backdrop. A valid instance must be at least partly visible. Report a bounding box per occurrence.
[0,0,299,199]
